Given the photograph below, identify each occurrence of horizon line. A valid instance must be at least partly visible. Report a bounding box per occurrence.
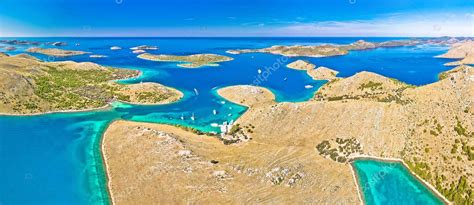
[1,35,473,38]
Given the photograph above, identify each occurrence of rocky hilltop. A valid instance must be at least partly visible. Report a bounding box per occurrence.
[0,54,183,114]
[315,71,413,103]
[286,59,316,70]
[102,63,473,204]
[437,40,474,66]
[307,66,339,81]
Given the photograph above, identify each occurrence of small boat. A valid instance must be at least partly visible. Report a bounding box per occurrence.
[180,114,184,120]
[220,101,226,104]
[190,113,195,121]
[305,85,314,89]
[258,69,262,74]
[228,113,232,116]
[210,123,219,127]
[283,77,288,81]
[194,88,199,95]
[213,109,217,115]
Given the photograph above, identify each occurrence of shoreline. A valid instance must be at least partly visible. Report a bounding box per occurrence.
[348,155,452,205]
[0,66,144,117]
[0,104,113,117]
[100,120,117,205]
[99,120,218,205]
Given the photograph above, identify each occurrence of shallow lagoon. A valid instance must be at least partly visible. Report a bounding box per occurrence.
[352,159,444,205]
[0,37,453,204]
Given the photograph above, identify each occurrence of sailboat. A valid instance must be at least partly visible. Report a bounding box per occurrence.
[190,113,195,121]
[194,88,199,95]
[213,109,217,115]
[180,114,184,120]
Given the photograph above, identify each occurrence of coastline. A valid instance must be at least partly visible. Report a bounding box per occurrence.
[0,104,113,117]
[349,161,365,205]
[2,38,471,204]
[348,155,452,205]
[99,120,219,205]
[100,120,117,205]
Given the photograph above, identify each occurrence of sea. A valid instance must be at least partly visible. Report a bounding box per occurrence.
[0,37,453,204]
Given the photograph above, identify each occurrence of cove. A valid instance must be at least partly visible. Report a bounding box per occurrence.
[352,159,445,205]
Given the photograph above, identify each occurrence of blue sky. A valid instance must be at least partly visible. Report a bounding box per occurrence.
[0,0,473,37]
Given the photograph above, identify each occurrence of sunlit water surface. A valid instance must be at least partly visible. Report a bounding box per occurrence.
[0,37,453,204]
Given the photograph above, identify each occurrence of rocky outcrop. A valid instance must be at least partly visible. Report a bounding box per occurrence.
[437,41,474,59]
[286,60,316,70]
[89,55,108,58]
[217,85,275,107]
[307,66,339,81]
[130,45,159,50]
[437,41,474,66]
[342,40,377,50]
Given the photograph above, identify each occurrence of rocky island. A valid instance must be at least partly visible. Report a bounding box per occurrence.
[286,60,339,81]
[227,44,349,57]
[89,54,108,58]
[226,38,473,58]
[27,47,90,57]
[102,56,473,204]
[0,39,40,46]
[137,53,234,68]
[130,45,159,50]
[0,53,183,115]
[110,46,122,50]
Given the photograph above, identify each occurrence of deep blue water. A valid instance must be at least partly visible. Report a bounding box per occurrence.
[353,159,444,205]
[0,37,454,204]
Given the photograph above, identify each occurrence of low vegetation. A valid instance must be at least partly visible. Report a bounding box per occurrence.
[316,137,362,163]
[0,54,182,114]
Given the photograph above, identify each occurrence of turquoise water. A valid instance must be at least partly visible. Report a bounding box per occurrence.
[352,159,444,205]
[0,38,453,204]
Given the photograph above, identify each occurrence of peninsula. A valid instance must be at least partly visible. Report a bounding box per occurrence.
[437,40,474,66]
[102,61,473,204]
[137,53,234,68]
[0,53,183,115]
